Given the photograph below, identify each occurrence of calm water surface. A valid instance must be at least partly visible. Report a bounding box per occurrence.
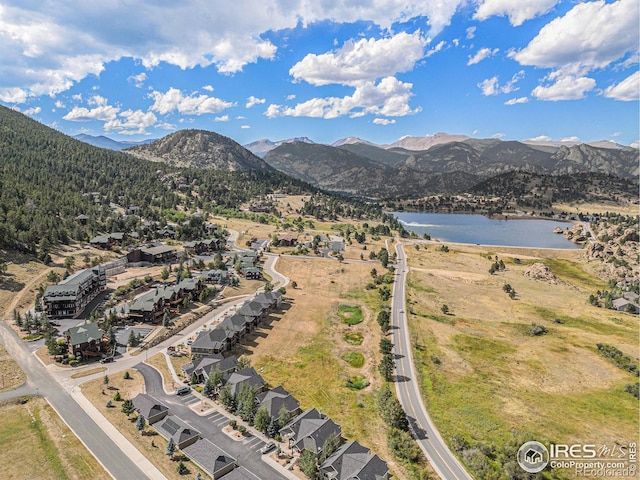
[393,212,582,249]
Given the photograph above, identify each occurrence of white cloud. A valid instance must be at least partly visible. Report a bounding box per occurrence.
[202,85,215,92]
[478,70,524,95]
[241,125,250,129]
[373,118,396,125]
[128,72,147,88]
[426,41,446,57]
[467,47,498,65]
[63,102,119,121]
[474,0,559,26]
[505,96,528,105]
[235,115,246,120]
[105,109,157,135]
[513,0,639,74]
[491,132,506,139]
[246,96,265,108]
[0,1,467,97]
[0,87,28,103]
[478,76,499,96]
[610,132,622,137]
[23,106,41,115]
[526,135,552,141]
[531,75,595,101]
[149,87,235,115]
[87,94,108,106]
[466,26,476,39]
[214,115,229,122]
[286,94,296,100]
[290,31,428,86]
[603,71,640,101]
[54,100,65,108]
[266,76,419,119]
[560,136,580,142]
[630,140,640,149]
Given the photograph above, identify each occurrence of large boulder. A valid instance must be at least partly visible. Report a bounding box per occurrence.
[524,263,559,284]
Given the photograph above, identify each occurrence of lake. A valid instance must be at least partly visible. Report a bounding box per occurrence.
[393,212,582,249]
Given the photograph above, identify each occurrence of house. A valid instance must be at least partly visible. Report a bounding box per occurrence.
[181,355,239,383]
[43,266,106,318]
[129,290,166,323]
[154,415,200,449]
[237,301,265,327]
[181,439,237,479]
[612,297,639,313]
[201,269,228,284]
[218,315,249,342]
[253,291,283,310]
[319,440,389,480]
[277,233,298,247]
[190,327,234,357]
[64,322,105,356]
[127,245,177,265]
[224,367,265,397]
[256,386,300,422]
[242,267,261,280]
[75,214,90,224]
[132,393,169,424]
[280,408,342,454]
[90,232,128,250]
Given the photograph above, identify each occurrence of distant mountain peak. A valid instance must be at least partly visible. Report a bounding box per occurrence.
[244,136,315,157]
[73,133,156,151]
[332,136,375,147]
[385,133,471,151]
[127,129,272,171]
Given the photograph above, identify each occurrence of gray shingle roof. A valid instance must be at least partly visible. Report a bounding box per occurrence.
[181,439,236,477]
[155,415,200,448]
[132,393,168,422]
[225,367,265,396]
[320,440,389,480]
[256,386,300,418]
[65,322,103,346]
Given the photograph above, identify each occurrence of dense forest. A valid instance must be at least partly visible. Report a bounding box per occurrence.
[0,106,380,254]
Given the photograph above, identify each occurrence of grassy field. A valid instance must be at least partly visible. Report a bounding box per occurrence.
[234,256,430,479]
[0,396,110,480]
[0,343,26,392]
[404,242,638,479]
[81,368,207,480]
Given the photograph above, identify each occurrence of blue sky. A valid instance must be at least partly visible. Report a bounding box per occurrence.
[1,0,638,146]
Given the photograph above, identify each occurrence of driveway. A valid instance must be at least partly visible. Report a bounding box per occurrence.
[136,362,286,480]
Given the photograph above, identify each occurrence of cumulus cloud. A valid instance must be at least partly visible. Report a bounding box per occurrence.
[214,115,229,122]
[426,41,446,57]
[505,96,528,105]
[474,0,559,26]
[467,47,499,65]
[478,71,524,95]
[373,118,396,125]
[23,106,41,115]
[241,125,250,129]
[149,87,235,115]
[466,26,476,39]
[202,85,215,92]
[560,136,580,142]
[512,0,639,74]
[289,31,428,86]
[0,1,467,98]
[105,109,157,135]
[526,135,552,141]
[286,94,296,100]
[491,132,506,139]
[603,71,640,101]
[266,76,419,119]
[54,100,65,108]
[246,96,265,108]
[128,72,147,88]
[531,75,596,101]
[63,98,119,121]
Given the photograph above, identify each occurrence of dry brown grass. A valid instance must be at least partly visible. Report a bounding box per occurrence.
[0,397,110,480]
[219,279,265,298]
[70,366,106,379]
[0,343,26,392]
[404,242,639,477]
[81,368,207,480]
[238,257,422,480]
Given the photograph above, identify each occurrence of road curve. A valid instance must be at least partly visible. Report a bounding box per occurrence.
[391,242,473,480]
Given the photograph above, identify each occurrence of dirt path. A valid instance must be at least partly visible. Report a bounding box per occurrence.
[1,267,53,321]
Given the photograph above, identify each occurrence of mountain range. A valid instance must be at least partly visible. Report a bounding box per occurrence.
[71,128,639,199]
[72,133,156,150]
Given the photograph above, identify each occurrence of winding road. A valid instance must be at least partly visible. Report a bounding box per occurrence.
[392,242,473,480]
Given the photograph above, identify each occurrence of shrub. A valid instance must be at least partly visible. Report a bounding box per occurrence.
[529,324,548,336]
[237,425,246,434]
[624,383,639,399]
[341,352,365,368]
[229,419,237,429]
[345,375,370,390]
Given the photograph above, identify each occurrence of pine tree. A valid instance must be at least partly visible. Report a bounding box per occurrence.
[136,414,146,433]
[165,437,176,458]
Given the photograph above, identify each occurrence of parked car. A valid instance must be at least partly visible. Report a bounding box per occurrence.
[176,386,191,395]
[260,442,276,454]
[100,357,114,364]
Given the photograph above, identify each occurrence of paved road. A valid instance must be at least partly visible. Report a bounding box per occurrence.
[0,322,150,480]
[391,243,473,480]
[136,363,285,480]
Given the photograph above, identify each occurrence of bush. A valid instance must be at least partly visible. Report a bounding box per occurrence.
[388,427,421,461]
[345,376,370,390]
[229,419,237,429]
[624,383,639,398]
[529,324,547,336]
[176,461,188,475]
[237,425,246,434]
